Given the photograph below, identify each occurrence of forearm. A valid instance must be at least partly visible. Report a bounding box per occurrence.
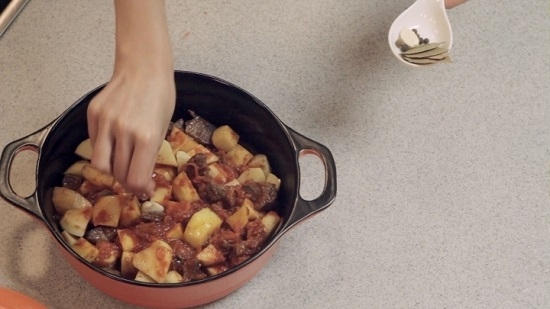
[113,0,173,74]
[445,0,469,9]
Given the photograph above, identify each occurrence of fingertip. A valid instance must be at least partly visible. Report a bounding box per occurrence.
[146,180,155,196]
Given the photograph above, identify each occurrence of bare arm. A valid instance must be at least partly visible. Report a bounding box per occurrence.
[445,0,469,9]
[87,0,175,196]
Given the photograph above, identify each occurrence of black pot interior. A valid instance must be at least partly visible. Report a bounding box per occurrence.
[36,71,300,284]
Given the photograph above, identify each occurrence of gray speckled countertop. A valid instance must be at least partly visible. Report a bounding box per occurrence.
[1,1,549,308]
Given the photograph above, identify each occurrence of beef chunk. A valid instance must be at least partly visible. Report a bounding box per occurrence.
[62,174,83,191]
[242,182,278,211]
[85,226,117,245]
[184,111,216,145]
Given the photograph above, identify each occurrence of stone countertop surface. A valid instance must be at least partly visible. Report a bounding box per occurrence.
[0,0,549,308]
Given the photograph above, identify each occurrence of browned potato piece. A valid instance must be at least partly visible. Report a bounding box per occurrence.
[150,186,172,204]
[167,126,199,153]
[242,198,261,220]
[207,162,233,184]
[92,195,122,227]
[154,165,177,182]
[52,187,92,215]
[226,144,253,167]
[261,211,281,235]
[172,171,200,202]
[156,140,177,167]
[61,230,78,246]
[135,271,156,283]
[60,206,93,237]
[71,237,99,263]
[205,264,228,276]
[117,229,139,252]
[211,125,239,152]
[164,200,195,223]
[187,144,219,164]
[226,204,249,233]
[237,167,266,184]
[266,173,281,190]
[165,270,184,283]
[119,195,141,228]
[184,208,223,249]
[196,244,225,266]
[74,139,93,160]
[64,160,90,176]
[132,240,173,283]
[93,241,121,268]
[175,151,192,172]
[224,179,240,187]
[166,223,184,240]
[248,154,271,177]
[82,165,114,188]
[120,251,137,278]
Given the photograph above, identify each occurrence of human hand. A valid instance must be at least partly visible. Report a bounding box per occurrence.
[87,67,175,197]
[445,0,469,9]
[87,0,174,197]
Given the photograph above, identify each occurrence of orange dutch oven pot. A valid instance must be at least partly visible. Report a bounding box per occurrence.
[0,71,337,308]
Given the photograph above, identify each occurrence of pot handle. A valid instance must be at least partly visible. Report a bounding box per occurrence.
[285,127,337,229]
[0,126,50,221]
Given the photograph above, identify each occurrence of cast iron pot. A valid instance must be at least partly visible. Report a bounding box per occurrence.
[0,71,337,308]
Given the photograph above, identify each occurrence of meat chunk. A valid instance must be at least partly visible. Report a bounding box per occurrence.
[184,153,210,180]
[242,182,278,211]
[85,226,117,245]
[185,111,216,145]
[62,174,83,191]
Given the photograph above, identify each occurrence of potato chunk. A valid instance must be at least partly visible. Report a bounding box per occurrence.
[176,151,192,172]
[248,154,271,177]
[52,187,92,215]
[196,244,225,266]
[187,144,219,164]
[166,223,185,240]
[184,208,223,249]
[64,160,90,176]
[117,229,139,252]
[172,171,200,202]
[237,167,266,184]
[153,165,177,182]
[156,140,177,167]
[92,195,122,227]
[149,185,172,204]
[135,271,156,283]
[71,237,99,262]
[207,162,233,183]
[119,195,141,228]
[120,251,138,279]
[266,173,281,190]
[60,206,93,237]
[242,198,261,220]
[61,230,78,246]
[261,211,281,235]
[205,264,228,276]
[167,126,199,153]
[226,144,253,167]
[74,139,93,160]
[93,241,121,268]
[82,165,114,188]
[165,270,184,283]
[226,204,249,233]
[132,240,173,283]
[211,125,239,152]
